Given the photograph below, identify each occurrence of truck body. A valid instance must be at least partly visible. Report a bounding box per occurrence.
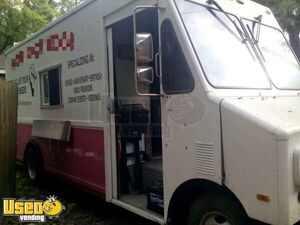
[5,0,300,224]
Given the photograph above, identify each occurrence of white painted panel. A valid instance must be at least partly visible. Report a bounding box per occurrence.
[277,136,300,225]
[5,0,107,127]
[104,0,157,27]
[222,100,278,224]
[104,0,135,16]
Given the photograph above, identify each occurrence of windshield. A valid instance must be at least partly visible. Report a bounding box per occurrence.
[176,0,271,89]
[176,0,300,90]
[243,19,300,90]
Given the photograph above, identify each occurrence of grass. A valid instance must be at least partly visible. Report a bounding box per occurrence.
[2,170,157,225]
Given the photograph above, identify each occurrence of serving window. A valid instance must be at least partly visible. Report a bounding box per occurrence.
[40,66,62,107]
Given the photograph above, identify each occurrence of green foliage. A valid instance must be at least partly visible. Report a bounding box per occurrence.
[0,0,48,53]
[254,0,300,58]
[0,0,84,54]
[24,0,59,22]
[255,0,300,29]
[56,0,85,15]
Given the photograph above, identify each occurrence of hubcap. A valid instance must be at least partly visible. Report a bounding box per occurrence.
[200,212,233,225]
[28,156,37,180]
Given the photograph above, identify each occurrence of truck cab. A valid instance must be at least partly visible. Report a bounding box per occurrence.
[121,0,300,224]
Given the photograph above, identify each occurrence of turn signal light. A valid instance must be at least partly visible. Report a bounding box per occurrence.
[256,194,270,202]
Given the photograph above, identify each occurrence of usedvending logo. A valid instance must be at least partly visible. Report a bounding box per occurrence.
[2,195,65,223]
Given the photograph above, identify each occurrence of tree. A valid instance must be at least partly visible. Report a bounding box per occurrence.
[0,0,84,54]
[0,0,56,54]
[254,0,300,59]
[24,0,59,22]
[56,0,85,15]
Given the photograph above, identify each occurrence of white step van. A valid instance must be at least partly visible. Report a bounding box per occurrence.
[5,0,300,224]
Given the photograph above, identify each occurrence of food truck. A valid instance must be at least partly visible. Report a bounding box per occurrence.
[5,0,300,224]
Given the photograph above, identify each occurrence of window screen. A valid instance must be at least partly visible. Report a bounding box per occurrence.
[40,66,62,107]
[161,19,195,94]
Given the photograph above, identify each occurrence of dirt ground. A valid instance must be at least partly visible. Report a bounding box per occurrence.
[2,170,267,225]
[3,170,157,225]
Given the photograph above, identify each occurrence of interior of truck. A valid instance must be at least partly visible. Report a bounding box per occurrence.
[111,8,164,215]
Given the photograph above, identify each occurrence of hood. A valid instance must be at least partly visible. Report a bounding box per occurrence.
[221,96,300,139]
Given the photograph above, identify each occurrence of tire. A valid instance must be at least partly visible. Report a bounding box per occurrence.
[187,194,248,225]
[25,147,43,181]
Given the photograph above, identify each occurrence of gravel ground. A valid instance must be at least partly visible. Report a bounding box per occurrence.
[2,170,157,225]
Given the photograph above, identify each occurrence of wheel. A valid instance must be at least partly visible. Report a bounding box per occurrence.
[25,147,43,181]
[187,194,248,225]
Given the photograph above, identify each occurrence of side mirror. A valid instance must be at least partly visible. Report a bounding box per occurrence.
[136,33,154,63]
[133,6,161,96]
[137,66,154,84]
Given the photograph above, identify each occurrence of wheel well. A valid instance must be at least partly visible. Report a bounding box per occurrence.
[167,179,247,225]
[24,139,44,168]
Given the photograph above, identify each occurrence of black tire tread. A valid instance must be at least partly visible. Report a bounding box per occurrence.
[25,147,43,182]
[187,193,248,225]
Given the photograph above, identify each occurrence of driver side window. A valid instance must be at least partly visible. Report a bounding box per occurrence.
[161,19,195,94]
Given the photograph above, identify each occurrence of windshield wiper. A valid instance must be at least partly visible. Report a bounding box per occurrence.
[206,0,248,43]
[251,15,262,43]
[205,0,258,60]
[245,15,265,61]
[184,0,256,59]
[184,0,247,43]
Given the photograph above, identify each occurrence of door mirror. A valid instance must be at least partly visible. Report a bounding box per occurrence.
[136,33,154,63]
[137,66,154,84]
[133,6,161,96]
